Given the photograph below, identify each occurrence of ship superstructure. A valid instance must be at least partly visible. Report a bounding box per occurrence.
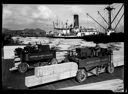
[47,14,99,38]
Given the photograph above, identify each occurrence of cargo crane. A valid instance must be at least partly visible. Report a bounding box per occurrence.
[86,4,124,35]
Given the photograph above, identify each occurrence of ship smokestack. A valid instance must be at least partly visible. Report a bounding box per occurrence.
[74,14,79,28]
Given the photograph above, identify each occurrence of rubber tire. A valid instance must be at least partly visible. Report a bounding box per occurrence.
[18,63,28,73]
[76,69,87,83]
[107,63,114,74]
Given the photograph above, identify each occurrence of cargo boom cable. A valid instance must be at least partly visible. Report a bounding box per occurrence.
[114,13,124,30]
[111,4,124,25]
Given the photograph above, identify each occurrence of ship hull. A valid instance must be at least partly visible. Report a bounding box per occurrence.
[47,32,124,43]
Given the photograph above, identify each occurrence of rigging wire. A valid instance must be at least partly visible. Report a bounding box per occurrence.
[111,4,124,24]
[111,3,121,8]
[86,13,89,28]
[99,8,108,29]
[114,13,124,30]
[111,9,117,31]
[114,4,122,9]
[112,4,124,32]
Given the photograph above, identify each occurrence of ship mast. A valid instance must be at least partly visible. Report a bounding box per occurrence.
[105,4,124,33]
[105,5,114,31]
[87,3,124,35]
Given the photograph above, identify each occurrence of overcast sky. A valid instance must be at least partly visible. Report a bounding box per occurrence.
[2,3,124,32]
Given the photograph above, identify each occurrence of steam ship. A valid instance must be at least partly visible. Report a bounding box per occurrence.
[47,14,99,39]
[47,4,124,43]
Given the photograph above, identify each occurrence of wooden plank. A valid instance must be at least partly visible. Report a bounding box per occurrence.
[3,46,25,59]
[25,62,78,87]
[59,79,124,92]
[25,70,77,87]
[35,62,78,77]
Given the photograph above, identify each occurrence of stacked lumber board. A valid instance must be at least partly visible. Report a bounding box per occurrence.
[59,79,124,92]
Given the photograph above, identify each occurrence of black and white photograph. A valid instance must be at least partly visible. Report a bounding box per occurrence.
[2,3,125,92]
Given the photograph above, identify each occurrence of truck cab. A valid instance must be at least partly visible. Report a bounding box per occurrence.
[10,44,57,73]
[66,46,114,82]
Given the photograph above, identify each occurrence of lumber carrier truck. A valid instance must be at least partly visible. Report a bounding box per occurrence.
[9,44,57,73]
[66,46,114,82]
[9,44,114,87]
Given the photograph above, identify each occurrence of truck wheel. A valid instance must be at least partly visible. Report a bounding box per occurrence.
[107,63,114,74]
[18,63,28,73]
[76,69,87,83]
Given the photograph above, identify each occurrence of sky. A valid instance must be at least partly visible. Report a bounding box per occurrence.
[2,3,124,32]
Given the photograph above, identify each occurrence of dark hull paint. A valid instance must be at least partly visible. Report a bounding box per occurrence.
[47,33,124,43]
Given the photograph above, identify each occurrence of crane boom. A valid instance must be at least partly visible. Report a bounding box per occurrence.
[86,13,107,31]
[98,11,108,25]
